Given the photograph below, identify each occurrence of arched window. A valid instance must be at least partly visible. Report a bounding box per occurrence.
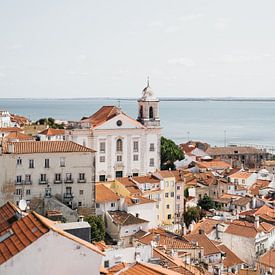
[116,139,123,152]
[139,106,143,118]
[149,106,154,119]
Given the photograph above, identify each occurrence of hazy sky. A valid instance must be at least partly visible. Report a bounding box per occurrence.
[0,0,275,98]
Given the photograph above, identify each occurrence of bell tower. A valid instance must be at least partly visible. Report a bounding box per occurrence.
[137,78,160,127]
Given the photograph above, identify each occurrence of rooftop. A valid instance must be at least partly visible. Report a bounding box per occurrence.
[3,141,95,154]
[206,146,264,156]
[38,128,65,136]
[95,184,120,203]
[124,195,156,206]
[258,248,275,269]
[217,244,244,267]
[229,170,254,179]
[108,211,148,226]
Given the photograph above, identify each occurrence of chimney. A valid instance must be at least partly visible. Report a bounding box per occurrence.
[254,215,260,228]
[78,215,84,222]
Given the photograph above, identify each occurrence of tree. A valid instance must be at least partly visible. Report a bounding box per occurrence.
[161,136,184,170]
[198,195,215,211]
[84,216,105,242]
[183,206,201,227]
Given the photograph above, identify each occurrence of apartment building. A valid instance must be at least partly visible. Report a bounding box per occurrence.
[0,141,96,211]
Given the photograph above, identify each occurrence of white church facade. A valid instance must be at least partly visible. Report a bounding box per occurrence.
[66,82,161,182]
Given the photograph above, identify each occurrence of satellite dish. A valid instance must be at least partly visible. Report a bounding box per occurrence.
[18,199,27,211]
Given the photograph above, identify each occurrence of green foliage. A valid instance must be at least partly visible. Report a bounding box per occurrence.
[34,117,64,129]
[84,215,105,242]
[184,188,189,198]
[198,195,215,211]
[161,136,184,170]
[183,206,201,227]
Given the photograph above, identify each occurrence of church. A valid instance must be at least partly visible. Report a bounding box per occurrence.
[66,81,161,182]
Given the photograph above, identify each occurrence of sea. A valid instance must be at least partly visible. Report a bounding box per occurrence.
[1,98,275,147]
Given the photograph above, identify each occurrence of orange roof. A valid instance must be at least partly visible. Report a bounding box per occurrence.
[0,212,49,264]
[38,128,65,136]
[218,244,244,267]
[138,228,195,249]
[116,177,141,195]
[10,114,29,126]
[81,106,143,129]
[258,248,275,269]
[0,201,20,234]
[229,171,253,179]
[124,195,155,206]
[185,233,221,256]
[0,127,23,132]
[191,219,222,235]
[155,170,175,178]
[3,141,95,154]
[108,262,128,274]
[132,176,160,184]
[225,220,274,238]
[95,184,120,203]
[121,262,183,275]
[196,160,231,170]
[249,180,270,195]
[5,132,34,141]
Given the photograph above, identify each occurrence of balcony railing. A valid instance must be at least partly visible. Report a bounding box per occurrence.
[39,179,48,185]
[54,179,62,184]
[63,193,74,201]
[64,179,74,184]
[77,179,86,183]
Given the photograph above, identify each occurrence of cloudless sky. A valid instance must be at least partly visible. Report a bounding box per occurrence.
[0,0,275,98]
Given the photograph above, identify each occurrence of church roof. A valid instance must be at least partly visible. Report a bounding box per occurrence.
[139,80,159,102]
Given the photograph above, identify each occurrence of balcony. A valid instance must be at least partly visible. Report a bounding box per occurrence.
[25,180,32,185]
[77,179,86,183]
[54,179,62,184]
[63,193,74,202]
[64,179,74,184]
[39,179,48,185]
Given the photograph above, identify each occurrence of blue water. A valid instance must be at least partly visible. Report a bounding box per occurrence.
[1,98,275,146]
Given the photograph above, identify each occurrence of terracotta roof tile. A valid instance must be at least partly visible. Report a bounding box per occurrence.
[138,229,195,249]
[95,184,120,203]
[185,233,221,256]
[218,244,244,267]
[38,128,65,136]
[196,160,231,170]
[0,127,23,132]
[191,219,221,235]
[3,141,95,154]
[258,248,275,269]
[5,132,34,141]
[229,171,253,179]
[108,211,148,226]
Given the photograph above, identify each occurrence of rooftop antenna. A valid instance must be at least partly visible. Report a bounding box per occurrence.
[147,76,150,87]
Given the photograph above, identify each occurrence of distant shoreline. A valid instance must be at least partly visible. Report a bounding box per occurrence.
[1,97,275,102]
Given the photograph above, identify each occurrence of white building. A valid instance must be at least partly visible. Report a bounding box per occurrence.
[37,128,66,141]
[66,82,161,181]
[0,110,12,128]
[0,141,96,211]
[0,202,103,275]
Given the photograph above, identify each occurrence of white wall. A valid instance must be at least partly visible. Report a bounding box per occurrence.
[1,231,102,275]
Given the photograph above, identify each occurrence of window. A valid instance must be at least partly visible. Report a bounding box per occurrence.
[96,203,100,208]
[15,189,22,196]
[149,143,155,151]
[177,195,180,200]
[116,120,122,126]
[133,141,139,152]
[166,204,170,209]
[65,173,72,182]
[149,106,154,119]
[100,156,105,162]
[111,202,115,207]
[139,106,143,118]
[171,181,175,187]
[117,155,122,162]
[78,202,82,207]
[45,159,50,168]
[135,213,139,218]
[26,189,31,195]
[116,139,123,152]
[166,181,169,187]
[40,174,47,183]
[65,187,72,195]
[242,179,245,184]
[25,174,31,184]
[79,173,85,181]
[171,192,174,197]
[16,158,22,165]
[177,186,180,190]
[133,154,139,161]
[55,173,61,182]
[167,214,172,220]
[99,175,106,182]
[156,204,159,209]
[100,142,106,153]
[60,157,65,167]
[29,159,34,168]
[165,192,169,198]
[115,171,123,178]
[149,158,154,167]
[79,190,84,195]
[16,176,22,184]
